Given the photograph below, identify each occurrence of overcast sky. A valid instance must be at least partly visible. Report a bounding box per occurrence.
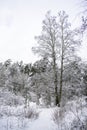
[0,0,86,63]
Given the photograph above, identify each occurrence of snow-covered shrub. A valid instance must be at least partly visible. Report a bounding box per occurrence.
[52,107,65,124]
[71,118,87,130]
[0,88,24,106]
[52,97,87,130]
[24,107,39,119]
[5,95,24,106]
[0,105,39,120]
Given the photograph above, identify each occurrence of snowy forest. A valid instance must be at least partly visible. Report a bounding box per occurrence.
[0,1,87,130]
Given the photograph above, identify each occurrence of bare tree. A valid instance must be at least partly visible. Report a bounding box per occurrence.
[32,11,81,106]
[32,11,60,105]
[57,11,81,104]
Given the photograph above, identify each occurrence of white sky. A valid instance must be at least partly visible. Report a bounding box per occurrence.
[0,0,86,63]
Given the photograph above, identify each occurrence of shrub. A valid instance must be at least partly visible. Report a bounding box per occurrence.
[24,107,39,119]
[52,97,87,130]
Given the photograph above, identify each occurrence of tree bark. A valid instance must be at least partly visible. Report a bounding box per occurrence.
[59,25,64,105]
[53,51,59,106]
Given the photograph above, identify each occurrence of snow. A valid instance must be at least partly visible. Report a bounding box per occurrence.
[0,87,87,130]
[0,101,87,130]
[0,106,55,130]
[28,108,55,130]
[52,97,87,130]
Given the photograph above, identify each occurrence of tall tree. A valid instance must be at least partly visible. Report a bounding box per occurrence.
[32,11,81,106]
[32,11,59,105]
[57,11,81,104]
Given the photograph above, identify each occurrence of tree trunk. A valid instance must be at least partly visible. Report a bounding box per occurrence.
[59,55,63,104]
[53,51,59,106]
[59,26,64,105]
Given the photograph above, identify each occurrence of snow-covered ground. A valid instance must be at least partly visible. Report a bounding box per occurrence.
[0,99,87,130]
[0,106,56,130]
[28,108,55,130]
[0,88,87,130]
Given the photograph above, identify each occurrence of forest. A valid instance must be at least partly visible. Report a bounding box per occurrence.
[0,0,87,130]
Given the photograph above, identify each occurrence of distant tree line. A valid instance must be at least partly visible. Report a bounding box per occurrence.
[0,56,87,106]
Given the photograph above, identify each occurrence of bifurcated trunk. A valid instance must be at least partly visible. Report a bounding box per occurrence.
[32,11,81,107]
